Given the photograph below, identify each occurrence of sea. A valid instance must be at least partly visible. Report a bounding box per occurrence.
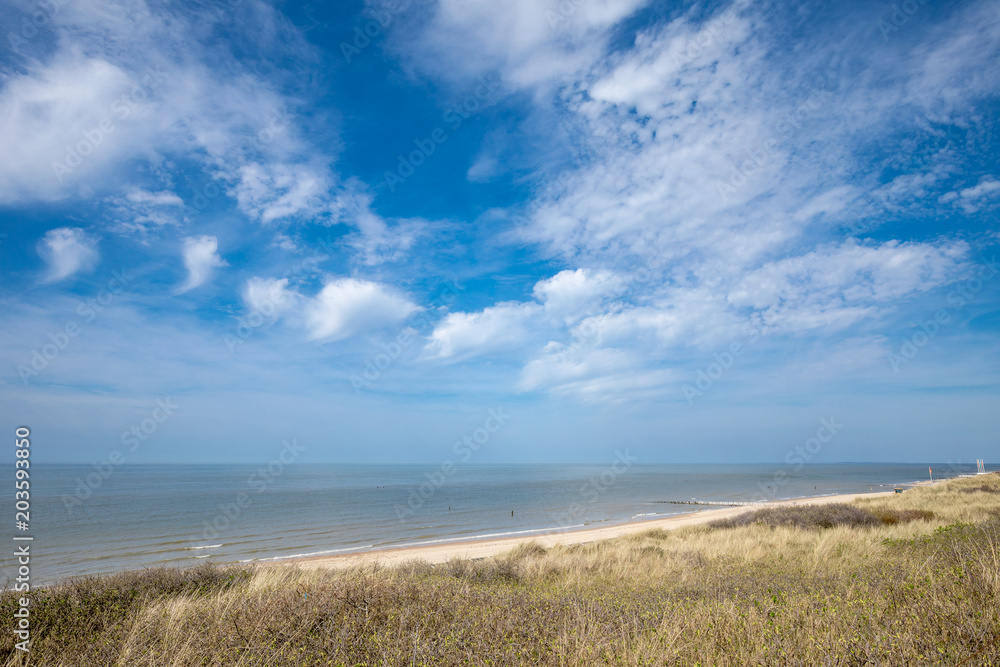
[5,462,978,586]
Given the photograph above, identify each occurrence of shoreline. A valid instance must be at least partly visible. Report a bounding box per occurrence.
[285,489,902,571]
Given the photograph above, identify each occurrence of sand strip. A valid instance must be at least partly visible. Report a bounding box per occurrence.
[284,490,894,571]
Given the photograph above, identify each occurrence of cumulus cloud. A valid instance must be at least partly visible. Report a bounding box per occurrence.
[177,236,227,294]
[304,278,420,342]
[533,269,626,323]
[423,302,543,360]
[0,56,133,203]
[423,268,628,361]
[36,227,99,283]
[242,277,297,318]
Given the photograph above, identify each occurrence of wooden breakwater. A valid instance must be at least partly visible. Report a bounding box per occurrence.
[652,500,766,507]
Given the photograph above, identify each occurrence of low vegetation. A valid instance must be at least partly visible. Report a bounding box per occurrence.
[709,502,937,529]
[3,474,999,665]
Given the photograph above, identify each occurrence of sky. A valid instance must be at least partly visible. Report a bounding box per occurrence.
[1,0,998,465]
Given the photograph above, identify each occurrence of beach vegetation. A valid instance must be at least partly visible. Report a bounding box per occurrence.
[3,474,998,665]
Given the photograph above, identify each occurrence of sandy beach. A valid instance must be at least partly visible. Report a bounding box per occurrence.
[289,490,896,571]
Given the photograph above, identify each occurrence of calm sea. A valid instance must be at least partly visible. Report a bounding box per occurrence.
[4,463,976,585]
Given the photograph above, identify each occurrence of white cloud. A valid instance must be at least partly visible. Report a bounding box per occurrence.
[305,278,420,342]
[423,302,542,360]
[423,269,628,361]
[0,55,133,203]
[961,179,1000,200]
[125,189,183,207]
[384,0,998,400]
[941,178,1000,214]
[727,240,968,333]
[177,236,227,294]
[230,162,331,223]
[0,0,336,234]
[404,0,648,89]
[106,188,185,236]
[36,227,99,283]
[242,277,296,318]
[519,344,675,402]
[466,154,499,183]
[532,268,626,323]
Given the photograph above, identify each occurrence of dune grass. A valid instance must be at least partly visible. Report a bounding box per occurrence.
[3,473,999,665]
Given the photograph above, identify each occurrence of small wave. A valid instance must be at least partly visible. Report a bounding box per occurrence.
[186,544,222,550]
[390,525,589,549]
[241,545,376,563]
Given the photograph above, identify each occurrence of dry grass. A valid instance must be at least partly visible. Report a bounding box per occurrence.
[3,473,999,665]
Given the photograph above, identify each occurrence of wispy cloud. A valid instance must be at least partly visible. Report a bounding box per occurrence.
[395,0,1000,400]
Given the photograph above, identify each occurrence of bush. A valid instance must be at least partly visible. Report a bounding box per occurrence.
[710,505,938,530]
[873,509,935,525]
[710,503,881,530]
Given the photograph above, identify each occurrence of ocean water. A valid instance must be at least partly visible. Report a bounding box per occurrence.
[4,462,977,585]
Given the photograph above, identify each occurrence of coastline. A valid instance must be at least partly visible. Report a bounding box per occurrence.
[286,489,899,571]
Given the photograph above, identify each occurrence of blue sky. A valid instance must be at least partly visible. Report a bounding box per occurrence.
[1,0,998,465]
